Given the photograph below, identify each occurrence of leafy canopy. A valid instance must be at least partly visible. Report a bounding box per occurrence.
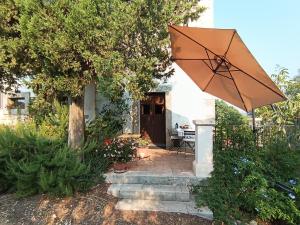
[1,0,204,99]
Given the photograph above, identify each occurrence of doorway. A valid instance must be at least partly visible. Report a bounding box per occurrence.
[140,92,166,147]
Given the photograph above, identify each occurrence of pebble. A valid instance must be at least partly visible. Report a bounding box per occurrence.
[249,220,257,225]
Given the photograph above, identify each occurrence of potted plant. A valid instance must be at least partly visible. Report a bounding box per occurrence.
[103,138,136,173]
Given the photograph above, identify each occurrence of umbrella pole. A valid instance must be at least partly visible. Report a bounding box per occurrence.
[252,109,257,146]
[252,109,256,133]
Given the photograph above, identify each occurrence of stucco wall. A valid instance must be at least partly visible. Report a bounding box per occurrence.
[165,66,215,130]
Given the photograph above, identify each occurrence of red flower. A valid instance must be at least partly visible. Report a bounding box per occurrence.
[104,138,112,145]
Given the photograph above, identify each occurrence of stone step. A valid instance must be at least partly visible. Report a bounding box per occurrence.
[108,184,190,202]
[105,171,203,186]
[115,199,213,220]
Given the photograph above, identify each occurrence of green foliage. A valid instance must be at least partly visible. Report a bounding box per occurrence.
[135,137,151,147]
[0,0,32,91]
[257,67,300,125]
[0,124,93,197]
[86,99,128,143]
[214,100,255,150]
[81,141,110,182]
[29,99,69,141]
[262,137,300,182]
[28,95,52,125]
[1,0,205,98]
[1,0,205,147]
[38,100,69,141]
[196,100,300,225]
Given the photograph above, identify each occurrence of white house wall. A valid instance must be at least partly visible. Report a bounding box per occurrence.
[166,65,215,130]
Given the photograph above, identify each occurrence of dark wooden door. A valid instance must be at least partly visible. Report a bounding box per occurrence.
[140,93,166,147]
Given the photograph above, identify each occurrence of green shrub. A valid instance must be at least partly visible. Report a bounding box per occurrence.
[214,100,255,151]
[196,101,300,225]
[29,98,69,141]
[86,100,128,143]
[38,100,69,141]
[28,96,53,125]
[262,138,300,182]
[0,124,92,197]
[81,141,111,183]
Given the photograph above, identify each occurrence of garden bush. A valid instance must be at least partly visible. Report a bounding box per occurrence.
[81,141,111,182]
[196,100,300,225]
[0,124,93,197]
[86,99,128,143]
[38,100,69,141]
[29,99,69,141]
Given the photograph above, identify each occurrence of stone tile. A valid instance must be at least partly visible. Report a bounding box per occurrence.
[142,175,174,185]
[107,184,122,196]
[175,185,190,202]
[116,199,189,214]
[128,148,194,175]
[120,184,143,192]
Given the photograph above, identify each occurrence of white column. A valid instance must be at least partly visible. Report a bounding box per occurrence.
[193,119,215,177]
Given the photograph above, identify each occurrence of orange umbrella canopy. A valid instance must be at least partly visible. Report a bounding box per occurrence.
[169,25,286,112]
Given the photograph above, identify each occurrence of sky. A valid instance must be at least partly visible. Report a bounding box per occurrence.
[215,0,300,78]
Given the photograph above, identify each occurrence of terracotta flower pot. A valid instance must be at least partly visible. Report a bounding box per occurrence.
[113,162,128,173]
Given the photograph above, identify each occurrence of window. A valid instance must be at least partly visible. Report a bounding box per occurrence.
[7,97,25,109]
[155,105,164,115]
[142,104,150,115]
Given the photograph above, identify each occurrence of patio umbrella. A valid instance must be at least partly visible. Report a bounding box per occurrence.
[168,25,286,112]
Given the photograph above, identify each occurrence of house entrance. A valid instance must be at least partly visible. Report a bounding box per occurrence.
[140,92,166,147]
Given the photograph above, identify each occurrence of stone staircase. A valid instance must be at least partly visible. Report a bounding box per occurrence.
[105,171,213,220]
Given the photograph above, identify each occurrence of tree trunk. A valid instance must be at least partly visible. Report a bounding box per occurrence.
[68,95,85,149]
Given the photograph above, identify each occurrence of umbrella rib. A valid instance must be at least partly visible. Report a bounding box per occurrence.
[169,25,218,60]
[228,63,286,99]
[202,60,214,70]
[214,72,233,80]
[174,57,214,70]
[224,61,248,111]
[218,69,240,72]
[203,73,216,91]
[231,75,248,111]
[205,49,214,69]
[224,31,236,57]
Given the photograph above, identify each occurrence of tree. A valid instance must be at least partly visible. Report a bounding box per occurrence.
[1,0,205,148]
[256,67,300,125]
[0,1,30,91]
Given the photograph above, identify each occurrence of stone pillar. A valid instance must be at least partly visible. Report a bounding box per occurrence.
[192,119,215,177]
